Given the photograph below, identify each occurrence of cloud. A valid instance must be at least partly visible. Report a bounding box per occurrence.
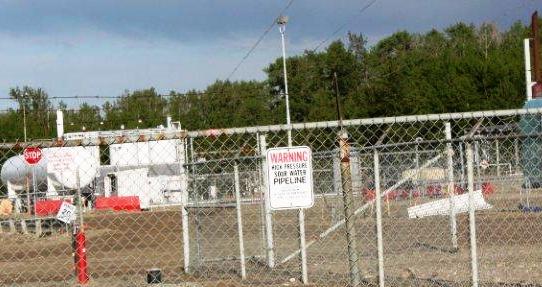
[0,0,538,109]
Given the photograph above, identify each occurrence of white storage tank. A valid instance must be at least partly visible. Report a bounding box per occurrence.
[0,146,100,191]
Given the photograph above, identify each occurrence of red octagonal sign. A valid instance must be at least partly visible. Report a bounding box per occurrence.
[23,147,42,166]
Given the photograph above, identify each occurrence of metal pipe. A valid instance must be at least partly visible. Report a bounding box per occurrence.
[186,108,542,138]
[339,130,361,286]
[278,18,308,283]
[278,20,292,146]
[181,139,190,273]
[445,122,458,250]
[373,150,385,287]
[259,135,275,268]
[56,109,64,139]
[23,104,27,142]
[466,144,479,287]
[298,209,308,284]
[234,165,247,279]
[190,138,202,265]
[256,132,268,260]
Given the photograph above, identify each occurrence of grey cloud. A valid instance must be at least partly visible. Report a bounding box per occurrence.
[0,0,536,46]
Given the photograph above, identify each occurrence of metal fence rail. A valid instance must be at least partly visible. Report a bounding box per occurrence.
[0,108,542,286]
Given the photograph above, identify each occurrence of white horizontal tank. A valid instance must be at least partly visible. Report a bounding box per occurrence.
[0,146,100,191]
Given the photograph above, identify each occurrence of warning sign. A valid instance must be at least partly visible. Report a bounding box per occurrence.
[266,146,314,210]
[47,148,76,173]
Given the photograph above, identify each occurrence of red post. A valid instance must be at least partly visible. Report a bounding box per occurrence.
[75,231,89,284]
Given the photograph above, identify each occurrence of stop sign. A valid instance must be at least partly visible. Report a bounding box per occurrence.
[23,147,42,165]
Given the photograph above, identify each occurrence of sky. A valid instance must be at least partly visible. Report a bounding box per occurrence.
[0,0,539,109]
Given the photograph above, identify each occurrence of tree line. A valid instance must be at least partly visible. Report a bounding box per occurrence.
[0,20,539,141]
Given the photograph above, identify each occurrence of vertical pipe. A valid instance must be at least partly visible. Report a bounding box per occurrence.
[279,27,292,147]
[525,38,534,101]
[75,230,89,284]
[181,196,190,273]
[445,122,458,250]
[181,140,190,273]
[75,169,89,285]
[299,209,308,284]
[234,165,247,279]
[23,104,27,143]
[259,135,275,268]
[373,150,385,287]
[339,130,362,286]
[495,140,501,177]
[280,31,308,279]
[56,109,64,139]
[257,133,268,259]
[466,143,479,287]
[279,21,308,283]
[190,138,202,264]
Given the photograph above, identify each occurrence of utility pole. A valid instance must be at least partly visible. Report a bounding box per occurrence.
[278,15,309,284]
[335,72,362,286]
[278,15,292,145]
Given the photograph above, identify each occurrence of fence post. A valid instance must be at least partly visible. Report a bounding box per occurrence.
[234,164,247,279]
[181,140,190,274]
[288,131,309,284]
[445,122,458,250]
[338,129,362,286]
[189,138,202,265]
[466,143,479,287]
[256,133,268,262]
[299,208,308,284]
[373,150,385,287]
[259,135,275,268]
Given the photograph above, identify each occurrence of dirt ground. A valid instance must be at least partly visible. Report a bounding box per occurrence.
[1,188,541,287]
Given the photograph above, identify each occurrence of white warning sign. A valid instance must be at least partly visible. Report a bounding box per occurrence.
[56,201,77,224]
[266,146,314,210]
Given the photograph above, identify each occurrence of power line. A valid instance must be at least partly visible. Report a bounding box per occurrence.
[224,0,296,81]
[0,88,272,101]
[311,0,378,52]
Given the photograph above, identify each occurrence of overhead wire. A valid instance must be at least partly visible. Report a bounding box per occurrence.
[224,0,296,81]
[311,0,378,52]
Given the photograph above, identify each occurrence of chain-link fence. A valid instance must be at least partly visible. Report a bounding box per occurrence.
[1,108,542,286]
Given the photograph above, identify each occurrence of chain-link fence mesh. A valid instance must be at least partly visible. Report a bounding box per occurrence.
[1,108,542,286]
